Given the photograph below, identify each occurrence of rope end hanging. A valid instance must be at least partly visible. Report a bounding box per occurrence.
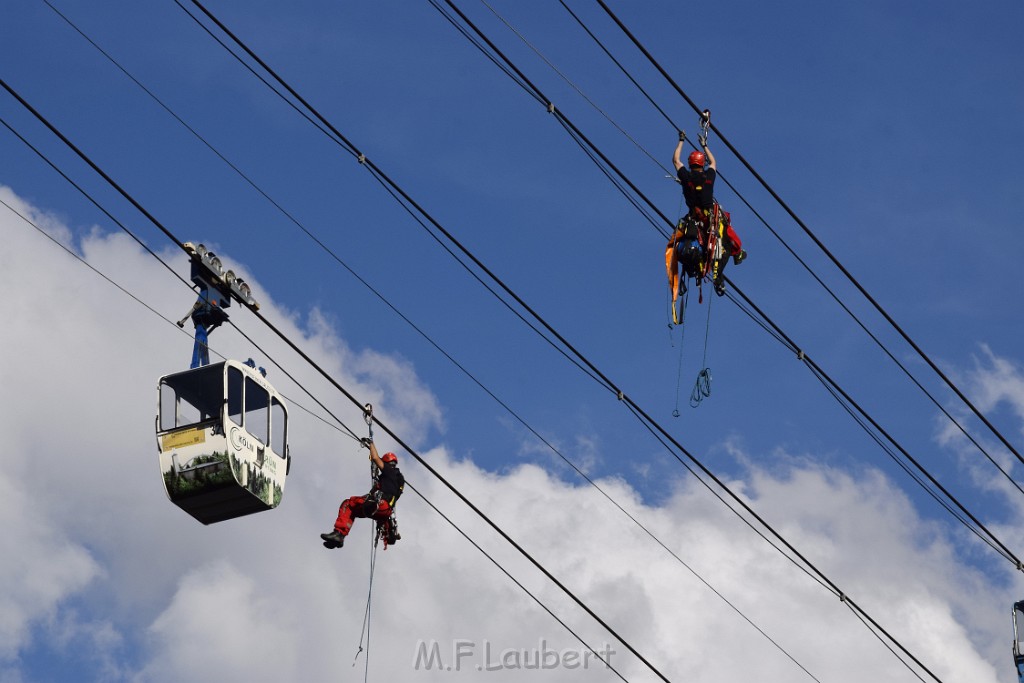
[689,368,712,408]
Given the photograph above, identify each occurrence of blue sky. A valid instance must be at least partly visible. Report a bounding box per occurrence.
[2,1,1024,681]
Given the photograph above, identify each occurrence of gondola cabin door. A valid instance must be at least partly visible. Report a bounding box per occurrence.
[156,360,290,524]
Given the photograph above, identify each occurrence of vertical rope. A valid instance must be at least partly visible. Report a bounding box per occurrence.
[672,288,688,417]
[690,294,714,407]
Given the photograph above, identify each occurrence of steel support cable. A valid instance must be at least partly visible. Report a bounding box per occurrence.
[4,157,626,679]
[165,7,969,678]
[426,0,544,107]
[428,0,676,239]
[38,0,610,394]
[3,52,810,675]
[358,165,610,389]
[556,0,676,130]
[617,401,927,683]
[428,0,667,238]
[612,371,946,682]
[550,1,1024,499]
[0,81,670,683]
[539,0,1024,525]
[618,399,830,593]
[725,292,993,542]
[436,0,1015,513]
[181,0,628,397]
[725,278,1022,567]
[477,0,672,176]
[32,14,813,673]
[63,0,1024,513]
[844,604,928,683]
[0,109,371,444]
[170,1,357,159]
[31,10,809,673]
[593,0,1024,469]
[724,285,1018,524]
[255,311,674,683]
[2,191,629,682]
[421,0,1020,572]
[404,480,630,682]
[175,0,612,391]
[619,398,927,682]
[429,0,1018,528]
[552,114,666,235]
[805,357,1004,557]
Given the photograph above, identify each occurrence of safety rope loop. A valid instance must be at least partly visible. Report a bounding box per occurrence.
[689,368,712,408]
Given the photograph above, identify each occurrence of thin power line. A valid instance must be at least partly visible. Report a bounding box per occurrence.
[1,192,629,682]
[37,9,818,677]
[0,74,669,682]
[426,0,1024,568]
[167,6,953,679]
[592,0,1024,472]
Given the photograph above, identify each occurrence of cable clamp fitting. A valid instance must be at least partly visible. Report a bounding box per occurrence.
[547,102,555,114]
[617,390,624,401]
[796,349,805,361]
[358,153,367,165]
[839,592,847,603]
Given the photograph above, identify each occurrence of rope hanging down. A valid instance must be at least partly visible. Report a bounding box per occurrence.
[690,288,714,407]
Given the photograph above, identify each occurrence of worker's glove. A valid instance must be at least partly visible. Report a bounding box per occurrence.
[678,131,686,142]
[698,133,708,148]
[360,437,373,448]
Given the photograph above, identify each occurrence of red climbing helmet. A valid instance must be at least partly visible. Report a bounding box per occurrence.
[688,150,706,168]
[382,452,398,464]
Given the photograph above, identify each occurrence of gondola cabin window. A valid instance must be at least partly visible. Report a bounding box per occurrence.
[271,397,286,457]
[159,365,222,431]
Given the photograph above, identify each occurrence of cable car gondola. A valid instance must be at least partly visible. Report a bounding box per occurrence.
[156,242,289,524]
[157,359,290,524]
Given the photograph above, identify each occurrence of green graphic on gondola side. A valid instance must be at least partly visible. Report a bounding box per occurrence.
[163,451,234,500]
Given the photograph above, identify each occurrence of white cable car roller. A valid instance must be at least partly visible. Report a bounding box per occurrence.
[157,359,291,524]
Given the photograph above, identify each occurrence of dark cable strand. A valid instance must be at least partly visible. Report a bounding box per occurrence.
[2,72,671,681]
[593,0,1024,470]
[19,15,956,679]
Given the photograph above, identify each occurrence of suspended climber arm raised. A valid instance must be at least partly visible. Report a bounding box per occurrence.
[366,439,384,472]
[672,130,686,172]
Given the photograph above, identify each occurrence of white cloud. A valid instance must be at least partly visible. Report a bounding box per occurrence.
[0,187,1020,682]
